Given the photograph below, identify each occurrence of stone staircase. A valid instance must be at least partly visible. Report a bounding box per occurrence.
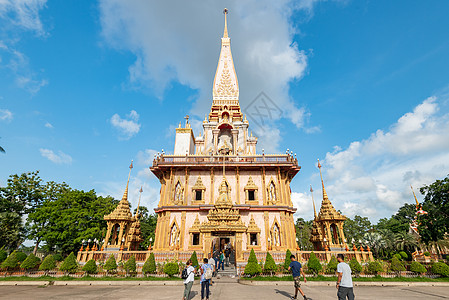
[216,264,237,278]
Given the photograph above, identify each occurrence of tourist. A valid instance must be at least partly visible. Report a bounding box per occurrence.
[200,258,213,300]
[225,246,231,267]
[208,253,216,277]
[288,255,307,300]
[213,250,220,273]
[218,251,225,270]
[182,259,196,300]
[336,254,354,300]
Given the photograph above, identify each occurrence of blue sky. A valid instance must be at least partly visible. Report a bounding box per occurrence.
[1,0,449,222]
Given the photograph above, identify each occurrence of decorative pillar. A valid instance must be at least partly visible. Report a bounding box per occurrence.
[210,167,214,204]
[264,211,269,251]
[203,232,212,255]
[262,167,266,205]
[104,223,113,247]
[236,232,243,261]
[236,167,240,204]
[212,129,220,153]
[117,222,125,247]
[184,168,189,205]
[180,211,186,250]
[231,129,239,154]
[277,167,284,205]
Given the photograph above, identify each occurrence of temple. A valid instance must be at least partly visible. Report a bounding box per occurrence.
[150,9,300,266]
[309,160,348,251]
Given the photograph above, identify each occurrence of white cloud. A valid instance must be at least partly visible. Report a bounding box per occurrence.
[39,148,72,164]
[0,109,13,122]
[110,110,141,140]
[98,0,318,143]
[319,95,449,221]
[44,121,53,128]
[0,0,47,36]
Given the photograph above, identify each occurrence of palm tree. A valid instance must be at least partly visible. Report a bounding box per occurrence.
[363,232,386,258]
[394,231,418,252]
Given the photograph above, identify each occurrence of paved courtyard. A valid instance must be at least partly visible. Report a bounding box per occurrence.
[0,282,448,300]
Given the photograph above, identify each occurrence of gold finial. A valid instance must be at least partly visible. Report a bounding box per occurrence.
[204,114,208,123]
[122,160,133,202]
[184,115,189,127]
[411,185,420,209]
[136,186,143,217]
[311,185,317,219]
[223,8,229,38]
[178,121,181,128]
[317,159,329,201]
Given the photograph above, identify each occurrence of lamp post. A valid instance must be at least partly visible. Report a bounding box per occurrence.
[148,237,153,251]
[296,237,300,251]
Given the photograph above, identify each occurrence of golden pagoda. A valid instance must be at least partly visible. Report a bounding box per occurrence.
[103,161,143,250]
[310,160,347,251]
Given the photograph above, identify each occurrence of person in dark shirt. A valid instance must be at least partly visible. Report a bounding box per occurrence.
[288,255,307,300]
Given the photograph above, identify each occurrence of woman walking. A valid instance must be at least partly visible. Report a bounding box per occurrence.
[182,259,196,300]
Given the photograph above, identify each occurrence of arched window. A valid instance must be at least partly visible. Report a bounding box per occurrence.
[170,223,178,246]
[174,181,183,205]
[267,180,277,205]
[273,223,281,247]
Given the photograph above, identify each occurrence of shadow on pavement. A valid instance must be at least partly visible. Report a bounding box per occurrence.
[274,289,292,298]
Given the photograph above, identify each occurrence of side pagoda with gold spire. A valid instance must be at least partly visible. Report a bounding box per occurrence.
[310,160,347,251]
[103,161,143,251]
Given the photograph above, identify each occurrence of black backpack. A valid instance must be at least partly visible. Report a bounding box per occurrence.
[181,267,189,279]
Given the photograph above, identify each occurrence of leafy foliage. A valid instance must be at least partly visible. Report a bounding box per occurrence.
[82,259,97,274]
[20,253,40,270]
[190,251,199,268]
[295,218,313,250]
[142,253,156,275]
[410,261,427,274]
[390,257,406,274]
[124,255,137,274]
[431,262,449,277]
[59,252,78,273]
[283,249,292,271]
[0,248,7,263]
[419,176,449,245]
[393,254,402,260]
[133,206,157,250]
[39,254,56,271]
[367,261,383,275]
[263,252,276,273]
[349,258,362,274]
[54,253,63,262]
[16,251,27,262]
[1,250,18,270]
[244,249,261,276]
[399,251,408,260]
[163,262,179,277]
[104,255,117,273]
[307,252,322,276]
[344,215,372,245]
[326,255,338,273]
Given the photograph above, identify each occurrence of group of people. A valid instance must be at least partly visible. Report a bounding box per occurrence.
[288,253,355,300]
[182,252,355,300]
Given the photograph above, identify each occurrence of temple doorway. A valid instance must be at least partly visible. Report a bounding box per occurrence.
[211,233,236,266]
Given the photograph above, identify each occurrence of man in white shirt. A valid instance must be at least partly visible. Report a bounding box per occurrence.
[336,254,354,300]
[183,259,196,300]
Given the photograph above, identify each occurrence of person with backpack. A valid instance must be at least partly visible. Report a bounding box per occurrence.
[182,259,196,300]
[225,246,231,267]
[218,251,225,270]
[200,258,213,300]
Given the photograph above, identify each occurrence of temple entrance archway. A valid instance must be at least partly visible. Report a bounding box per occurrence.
[211,232,236,266]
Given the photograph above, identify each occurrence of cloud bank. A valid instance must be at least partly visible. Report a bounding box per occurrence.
[110,110,141,140]
[40,148,72,164]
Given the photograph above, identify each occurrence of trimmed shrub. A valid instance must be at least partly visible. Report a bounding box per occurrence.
[244,248,261,276]
[20,253,40,270]
[399,251,408,260]
[190,251,199,268]
[164,262,179,277]
[0,249,7,263]
[283,249,292,271]
[349,258,362,276]
[367,261,383,275]
[390,257,405,276]
[124,255,137,275]
[423,251,431,256]
[82,259,97,274]
[431,262,449,277]
[104,255,118,275]
[326,255,338,273]
[39,255,56,275]
[54,253,64,262]
[307,251,322,276]
[16,251,27,262]
[142,252,156,275]
[393,253,402,261]
[264,252,277,274]
[1,250,19,271]
[59,252,78,274]
[410,261,427,275]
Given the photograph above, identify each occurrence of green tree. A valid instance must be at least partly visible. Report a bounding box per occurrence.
[163,262,179,277]
[133,206,157,250]
[367,261,383,275]
[419,176,449,245]
[16,251,27,262]
[142,252,156,275]
[326,255,338,273]
[376,217,409,234]
[59,252,78,274]
[104,255,117,275]
[349,258,362,277]
[393,203,418,224]
[20,253,40,271]
[0,212,24,251]
[244,249,261,276]
[39,254,56,276]
[82,259,97,274]
[307,252,322,276]
[283,249,292,271]
[295,218,313,250]
[343,215,372,245]
[431,262,449,277]
[399,251,408,260]
[264,252,276,275]
[362,232,386,258]
[1,250,18,271]
[0,248,7,263]
[124,255,137,276]
[190,251,199,268]
[394,231,418,252]
[410,261,427,275]
[390,256,405,276]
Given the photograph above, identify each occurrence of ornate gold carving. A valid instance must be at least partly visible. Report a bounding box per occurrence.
[247,215,261,233]
[192,176,206,190]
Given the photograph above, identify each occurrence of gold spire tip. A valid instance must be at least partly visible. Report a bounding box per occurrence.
[223,8,229,38]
